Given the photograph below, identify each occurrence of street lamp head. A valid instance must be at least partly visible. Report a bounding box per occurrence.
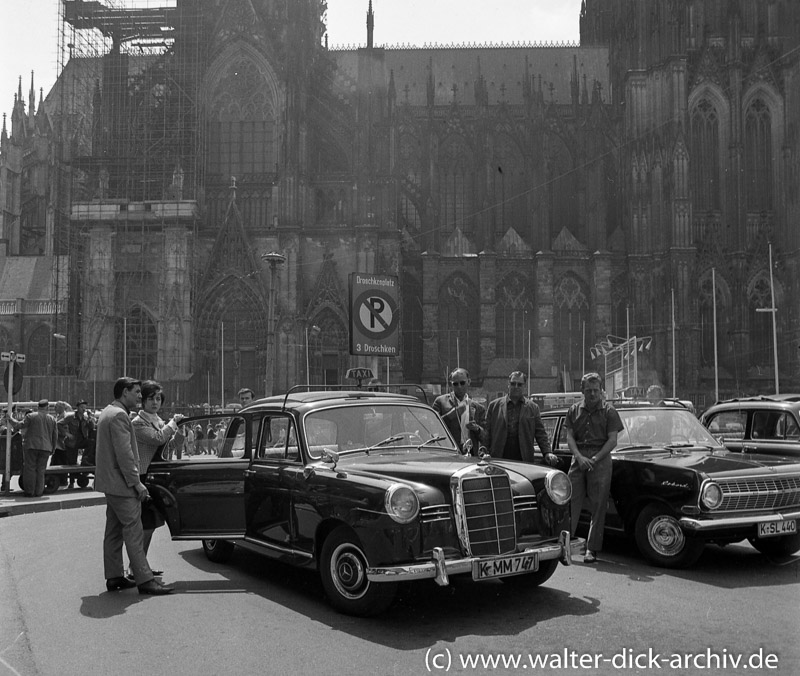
[308,324,321,340]
[261,251,286,266]
[53,333,67,341]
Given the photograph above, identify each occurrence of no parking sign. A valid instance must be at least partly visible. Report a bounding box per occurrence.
[349,273,399,356]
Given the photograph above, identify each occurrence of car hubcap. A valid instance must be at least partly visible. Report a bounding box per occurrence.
[331,543,368,599]
[648,515,685,557]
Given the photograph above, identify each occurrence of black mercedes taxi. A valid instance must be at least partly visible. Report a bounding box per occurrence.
[144,389,583,615]
[541,401,800,568]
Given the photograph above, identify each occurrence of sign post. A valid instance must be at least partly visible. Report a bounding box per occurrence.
[2,350,25,493]
[349,273,400,358]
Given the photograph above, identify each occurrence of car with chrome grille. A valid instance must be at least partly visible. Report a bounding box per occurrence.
[541,401,800,568]
[143,389,583,615]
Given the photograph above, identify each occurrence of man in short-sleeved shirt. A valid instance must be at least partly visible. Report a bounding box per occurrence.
[565,373,624,563]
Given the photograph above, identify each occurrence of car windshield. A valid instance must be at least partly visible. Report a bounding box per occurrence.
[303,403,458,459]
[617,408,722,448]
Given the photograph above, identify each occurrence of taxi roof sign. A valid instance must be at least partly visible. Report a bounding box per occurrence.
[346,367,374,381]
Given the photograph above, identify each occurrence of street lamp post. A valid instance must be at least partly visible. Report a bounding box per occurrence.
[261,251,286,396]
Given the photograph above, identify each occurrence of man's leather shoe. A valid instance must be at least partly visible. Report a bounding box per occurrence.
[106,576,137,592]
[138,579,174,595]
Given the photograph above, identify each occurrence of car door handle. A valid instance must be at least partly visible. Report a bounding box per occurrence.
[244,469,256,477]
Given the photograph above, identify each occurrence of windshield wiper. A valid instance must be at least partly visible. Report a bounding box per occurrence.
[366,435,404,452]
[415,434,447,450]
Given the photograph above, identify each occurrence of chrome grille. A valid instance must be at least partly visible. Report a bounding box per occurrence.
[458,472,516,556]
[419,504,451,524]
[513,495,538,513]
[718,475,800,512]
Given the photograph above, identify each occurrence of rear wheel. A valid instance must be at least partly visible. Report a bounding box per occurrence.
[76,475,90,488]
[320,527,397,616]
[634,503,704,568]
[202,539,235,563]
[500,559,559,588]
[44,475,61,494]
[748,532,800,557]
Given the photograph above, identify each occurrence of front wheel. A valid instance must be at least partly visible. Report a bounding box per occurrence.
[634,503,704,568]
[202,539,235,563]
[320,527,397,616]
[500,559,559,589]
[748,532,800,557]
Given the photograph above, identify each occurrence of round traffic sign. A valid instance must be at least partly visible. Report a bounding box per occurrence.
[3,364,23,395]
[353,289,399,340]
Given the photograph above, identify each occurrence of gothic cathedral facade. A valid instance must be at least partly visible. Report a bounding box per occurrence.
[0,0,797,406]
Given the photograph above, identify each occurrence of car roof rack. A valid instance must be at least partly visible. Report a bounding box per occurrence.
[281,383,432,410]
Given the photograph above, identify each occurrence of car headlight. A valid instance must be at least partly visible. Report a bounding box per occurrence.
[385,484,420,523]
[545,470,571,506]
[700,480,723,510]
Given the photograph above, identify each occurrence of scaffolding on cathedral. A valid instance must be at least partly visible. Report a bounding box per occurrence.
[50,0,202,402]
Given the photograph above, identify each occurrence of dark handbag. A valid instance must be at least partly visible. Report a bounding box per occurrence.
[141,498,165,530]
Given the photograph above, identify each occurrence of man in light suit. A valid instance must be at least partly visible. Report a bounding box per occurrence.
[432,368,486,454]
[484,371,559,466]
[95,377,173,595]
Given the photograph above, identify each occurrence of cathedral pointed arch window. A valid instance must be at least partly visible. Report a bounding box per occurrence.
[690,99,720,211]
[492,134,527,239]
[748,274,774,368]
[554,275,589,379]
[495,273,534,359]
[438,274,479,377]
[698,273,727,368]
[308,310,348,386]
[207,58,277,181]
[744,99,772,211]
[26,325,52,376]
[398,133,422,232]
[438,137,474,235]
[116,306,157,381]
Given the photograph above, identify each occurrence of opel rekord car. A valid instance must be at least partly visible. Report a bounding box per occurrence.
[144,390,583,615]
[700,395,800,459]
[541,402,800,568]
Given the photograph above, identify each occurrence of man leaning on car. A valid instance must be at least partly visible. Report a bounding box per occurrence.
[565,372,624,564]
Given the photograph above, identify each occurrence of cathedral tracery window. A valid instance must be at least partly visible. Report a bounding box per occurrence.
[207,58,277,180]
[495,273,534,359]
[748,274,774,368]
[117,306,158,381]
[744,98,772,211]
[438,274,479,376]
[26,325,51,376]
[437,137,473,235]
[698,272,728,368]
[492,134,527,239]
[690,99,720,211]
[554,275,589,379]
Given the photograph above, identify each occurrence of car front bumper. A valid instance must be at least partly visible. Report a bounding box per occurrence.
[679,508,800,531]
[366,530,584,586]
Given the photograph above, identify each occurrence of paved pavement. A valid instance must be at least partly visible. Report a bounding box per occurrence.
[0,476,105,517]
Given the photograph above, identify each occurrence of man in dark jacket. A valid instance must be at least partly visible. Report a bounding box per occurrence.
[13,399,58,497]
[432,368,486,454]
[484,372,559,466]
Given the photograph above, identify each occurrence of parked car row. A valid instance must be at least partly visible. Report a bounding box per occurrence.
[141,389,800,615]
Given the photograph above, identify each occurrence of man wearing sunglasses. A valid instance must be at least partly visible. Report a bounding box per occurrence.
[432,368,486,455]
[484,371,559,467]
